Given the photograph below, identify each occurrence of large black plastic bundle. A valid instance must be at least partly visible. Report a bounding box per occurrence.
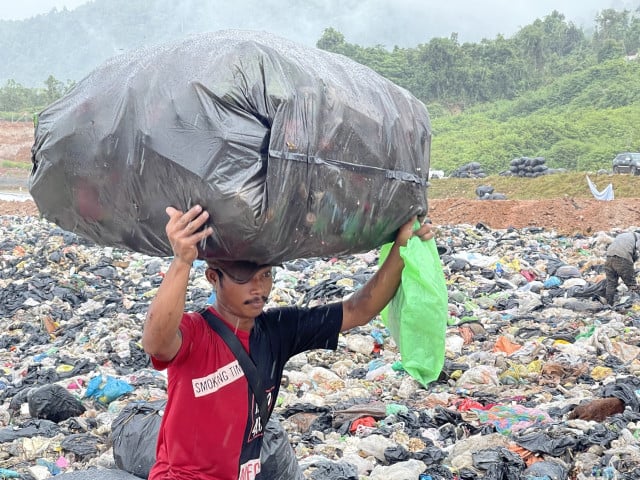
[30,30,431,265]
[508,157,549,177]
[449,162,486,178]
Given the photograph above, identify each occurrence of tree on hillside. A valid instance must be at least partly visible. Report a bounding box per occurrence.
[0,80,37,112]
[513,11,587,78]
[316,28,345,52]
[44,76,66,105]
[594,8,640,55]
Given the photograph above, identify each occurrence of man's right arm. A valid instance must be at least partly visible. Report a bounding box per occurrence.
[142,258,191,362]
[142,205,213,362]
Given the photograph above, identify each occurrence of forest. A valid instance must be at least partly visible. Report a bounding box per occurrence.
[2,5,639,173]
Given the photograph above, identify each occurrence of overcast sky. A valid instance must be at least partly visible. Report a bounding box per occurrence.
[2,0,640,46]
[1,0,88,20]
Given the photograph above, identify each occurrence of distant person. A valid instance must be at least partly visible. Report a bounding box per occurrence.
[141,204,435,479]
[604,231,640,305]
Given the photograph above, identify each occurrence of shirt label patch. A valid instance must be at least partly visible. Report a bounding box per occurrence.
[238,458,261,480]
[192,360,244,397]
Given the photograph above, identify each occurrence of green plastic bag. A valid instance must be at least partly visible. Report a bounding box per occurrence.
[379,233,448,387]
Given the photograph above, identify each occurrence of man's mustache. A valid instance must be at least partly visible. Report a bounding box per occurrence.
[244,296,268,305]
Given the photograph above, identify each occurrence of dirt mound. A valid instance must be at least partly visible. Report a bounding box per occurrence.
[428,197,640,235]
[0,119,33,162]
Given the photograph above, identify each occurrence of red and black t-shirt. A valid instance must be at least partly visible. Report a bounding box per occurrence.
[149,303,342,480]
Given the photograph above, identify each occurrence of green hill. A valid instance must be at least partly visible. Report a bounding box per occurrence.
[429,59,640,174]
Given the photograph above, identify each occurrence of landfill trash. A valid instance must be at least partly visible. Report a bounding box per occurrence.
[506,156,554,177]
[449,162,486,178]
[85,375,134,405]
[28,384,86,422]
[111,400,163,478]
[475,184,507,200]
[2,214,640,478]
[29,29,430,265]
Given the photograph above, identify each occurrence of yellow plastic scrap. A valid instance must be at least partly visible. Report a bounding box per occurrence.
[499,363,528,383]
[56,364,75,374]
[336,278,354,288]
[590,366,612,381]
[464,229,483,240]
[504,258,521,272]
[527,360,543,374]
[142,288,159,298]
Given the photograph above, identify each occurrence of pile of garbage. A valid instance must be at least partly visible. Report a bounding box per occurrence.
[475,185,507,200]
[449,162,487,178]
[502,157,563,178]
[2,214,640,479]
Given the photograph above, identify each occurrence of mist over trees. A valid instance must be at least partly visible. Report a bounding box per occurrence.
[2,4,639,173]
[317,9,640,108]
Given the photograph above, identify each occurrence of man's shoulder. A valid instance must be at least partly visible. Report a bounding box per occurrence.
[179,310,209,333]
[260,302,342,317]
[258,305,299,321]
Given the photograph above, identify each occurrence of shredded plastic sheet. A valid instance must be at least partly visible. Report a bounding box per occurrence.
[30,30,431,264]
[586,175,614,201]
[472,405,553,435]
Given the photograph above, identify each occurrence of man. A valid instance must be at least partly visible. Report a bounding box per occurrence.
[604,230,640,305]
[142,204,434,479]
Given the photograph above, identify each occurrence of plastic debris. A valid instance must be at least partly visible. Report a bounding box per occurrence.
[1,215,640,478]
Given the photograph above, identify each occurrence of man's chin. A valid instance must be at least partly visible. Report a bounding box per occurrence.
[245,301,265,313]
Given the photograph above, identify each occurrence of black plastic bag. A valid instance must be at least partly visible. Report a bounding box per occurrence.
[61,433,101,458]
[471,447,525,480]
[111,401,302,479]
[53,470,141,480]
[30,30,431,265]
[260,414,305,480]
[601,377,640,411]
[28,384,86,422]
[308,461,359,480]
[0,419,60,443]
[523,460,568,480]
[111,400,164,478]
[514,429,580,456]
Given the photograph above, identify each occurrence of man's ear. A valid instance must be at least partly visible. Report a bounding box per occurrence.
[205,267,219,287]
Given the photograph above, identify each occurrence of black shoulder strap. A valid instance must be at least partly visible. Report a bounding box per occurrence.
[198,308,269,429]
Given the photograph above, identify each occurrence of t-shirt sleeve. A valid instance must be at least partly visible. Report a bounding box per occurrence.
[264,302,343,359]
[149,313,197,371]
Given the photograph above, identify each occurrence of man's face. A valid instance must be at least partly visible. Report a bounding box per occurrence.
[208,266,274,319]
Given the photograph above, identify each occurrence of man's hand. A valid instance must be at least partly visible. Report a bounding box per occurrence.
[341,215,436,332]
[165,205,213,266]
[394,216,434,247]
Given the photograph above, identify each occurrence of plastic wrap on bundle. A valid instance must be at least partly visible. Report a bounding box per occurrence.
[30,30,431,264]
